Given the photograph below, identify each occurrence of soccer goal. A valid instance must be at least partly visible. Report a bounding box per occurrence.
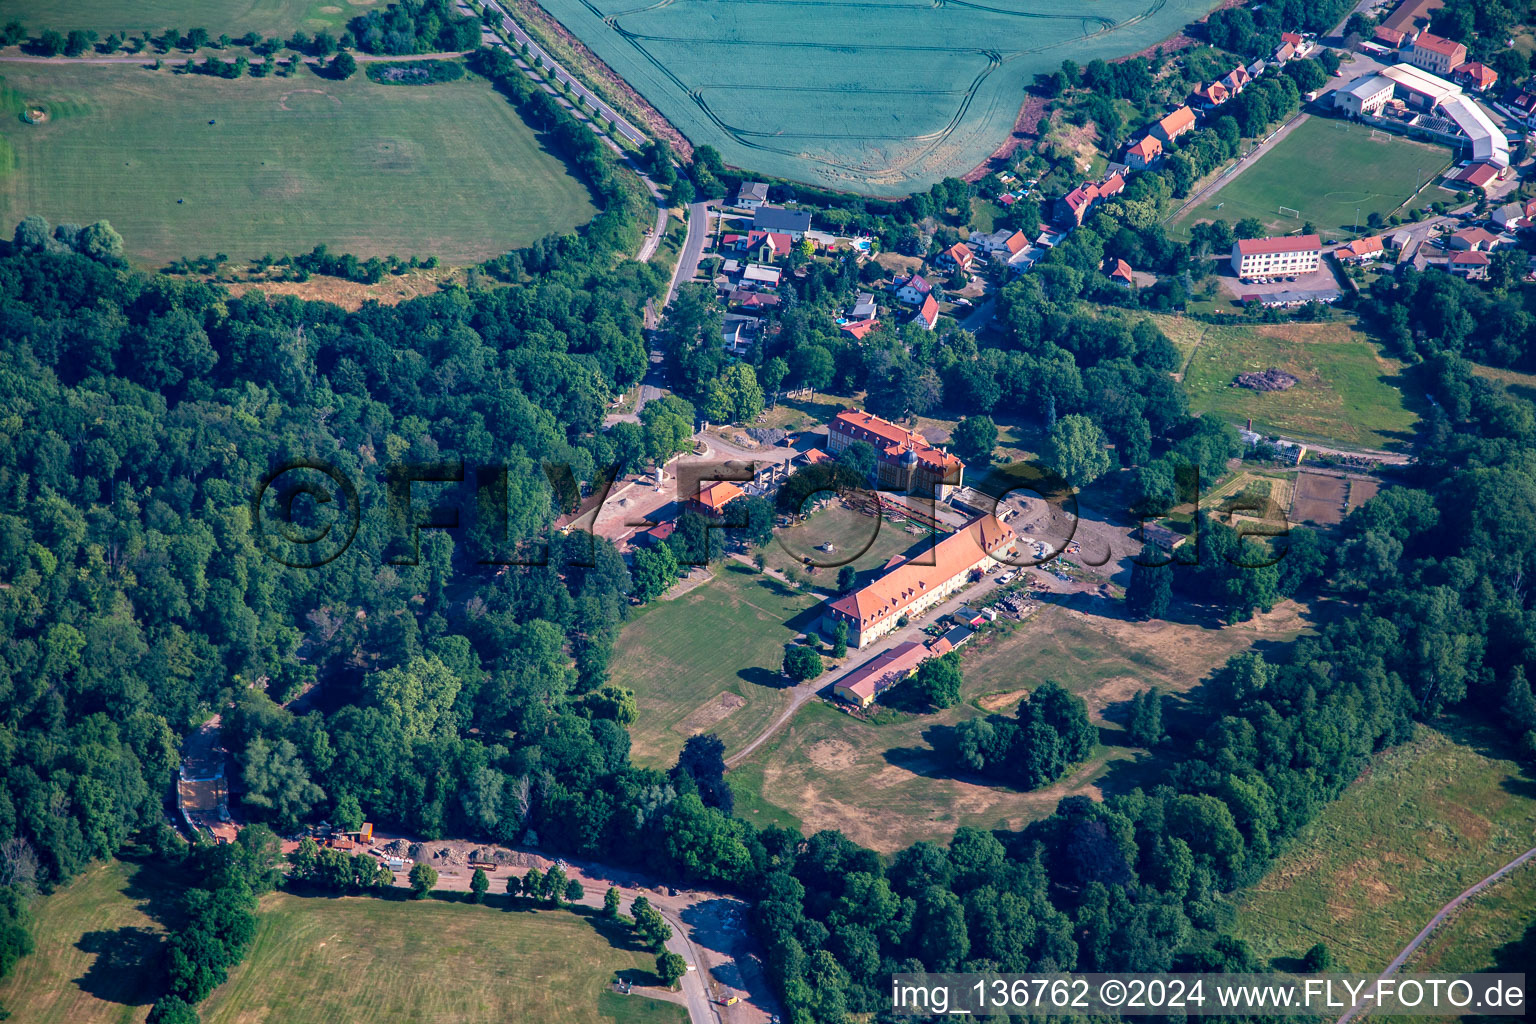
[1278,206,1300,218]
[1369,128,1391,141]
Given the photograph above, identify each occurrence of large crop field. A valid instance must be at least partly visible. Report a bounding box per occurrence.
[1164,315,1420,450]
[0,63,598,264]
[534,0,1220,193]
[1232,723,1536,972]
[1,0,378,37]
[0,857,685,1024]
[729,595,1312,851]
[1175,117,1454,238]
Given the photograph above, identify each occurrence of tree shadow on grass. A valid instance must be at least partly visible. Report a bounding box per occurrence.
[74,926,165,1007]
[737,665,790,689]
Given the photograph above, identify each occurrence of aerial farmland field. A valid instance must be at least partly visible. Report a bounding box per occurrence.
[533,0,1221,193]
[0,0,379,37]
[0,63,598,264]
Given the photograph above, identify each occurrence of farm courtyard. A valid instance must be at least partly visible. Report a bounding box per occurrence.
[534,0,1221,192]
[1175,116,1455,238]
[0,63,598,264]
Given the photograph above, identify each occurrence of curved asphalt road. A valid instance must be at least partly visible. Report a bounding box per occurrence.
[1335,845,1536,1024]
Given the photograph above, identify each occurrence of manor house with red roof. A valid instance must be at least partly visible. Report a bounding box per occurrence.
[822,516,1016,649]
[827,409,965,498]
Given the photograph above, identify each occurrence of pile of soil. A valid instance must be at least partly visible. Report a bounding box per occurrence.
[383,839,410,856]
[1233,369,1298,392]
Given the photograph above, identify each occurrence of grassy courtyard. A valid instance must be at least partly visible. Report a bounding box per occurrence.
[0,63,598,264]
[1175,117,1454,238]
[1163,315,1420,450]
[729,594,1313,852]
[1232,723,1536,972]
[1,0,377,37]
[608,562,822,768]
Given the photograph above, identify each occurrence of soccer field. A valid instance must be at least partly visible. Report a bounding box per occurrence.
[1175,116,1454,238]
[535,0,1220,193]
[0,63,598,264]
[0,0,377,37]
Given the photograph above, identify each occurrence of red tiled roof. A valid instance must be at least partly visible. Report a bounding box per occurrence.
[946,242,975,266]
[1450,250,1490,265]
[1236,234,1321,255]
[999,230,1027,255]
[834,641,935,703]
[1156,106,1196,138]
[1454,61,1497,88]
[1281,31,1304,46]
[1413,31,1464,58]
[694,481,744,513]
[915,293,939,328]
[830,409,961,473]
[1455,162,1500,187]
[1374,26,1407,46]
[1340,236,1384,257]
[1128,136,1162,161]
[828,516,1015,627]
[841,318,880,340]
[1106,257,1133,282]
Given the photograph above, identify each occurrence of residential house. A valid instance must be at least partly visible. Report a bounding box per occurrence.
[840,319,880,341]
[943,241,977,273]
[1449,225,1500,250]
[1191,81,1230,109]
[832,640,938,707]
[1272,40,1297,63]
[730,288,781,310]
[1336,236,1385,263]
[1374,26,1408,49]
[1230,234,1322,279]
[1454,61,1497,92]
[1505,90,1536,124]
[1448,249,1490,278]
[821,514,1014,648]
[1054,172,1125,227]
[1281,31,1310,55]
[912,293,940,331]
[973,228,1028,259]
[1103,257,1134,286]
[734,181,770,209]
[1491,199,1536,231]
[1150,106,1197,146]
[827,409,966,500]
[1408,32,1466,75]
[741,263,782,288]
[742,229,794,263]
[1125,134,1163,169]
[1221,66,1252,94]
[721,314,761,356]
[892,273,933,305]
[850,292,878,319]
[751,205,812,239]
